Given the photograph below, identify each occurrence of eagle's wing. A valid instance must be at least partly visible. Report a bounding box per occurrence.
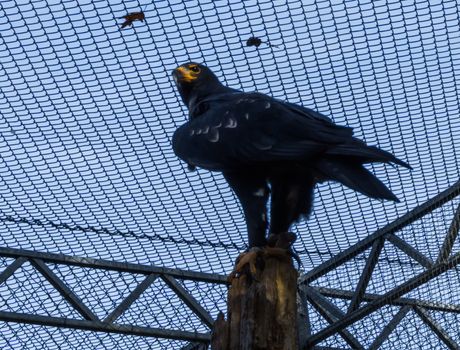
[172,92,354,171]
[283,100,334,123]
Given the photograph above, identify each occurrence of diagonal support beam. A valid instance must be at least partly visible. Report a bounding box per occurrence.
[304,251,460,348]
[0,257,27,285]
[348,238,384,313]
[301,180,460,284]
[368,305,410,350]
[302,286,364,350]
[162,274,214,328]
[104,273,158,323]
[303,286,346,322]
[316,286,460,314]
[30,258,99,322]
[386,234,434,268]
[413,306,460,350]
[437,203,460,263]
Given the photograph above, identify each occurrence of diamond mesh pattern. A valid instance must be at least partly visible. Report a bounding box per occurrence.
[1,0,460,348]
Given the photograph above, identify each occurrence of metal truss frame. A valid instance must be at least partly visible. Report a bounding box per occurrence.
[1,180,460,350]
[0,246,226,345]
[300,179,460,349]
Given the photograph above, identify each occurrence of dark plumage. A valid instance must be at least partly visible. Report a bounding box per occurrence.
[119,12,145,29]
[172,62,411,247]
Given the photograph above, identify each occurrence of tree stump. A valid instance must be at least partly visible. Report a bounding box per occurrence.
[211,236,298,350]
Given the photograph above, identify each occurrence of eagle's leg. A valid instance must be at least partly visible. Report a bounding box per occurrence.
[223,171,269,248]
[269,174,315,241]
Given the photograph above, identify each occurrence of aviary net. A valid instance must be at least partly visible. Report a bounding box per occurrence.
[0,0,459,349]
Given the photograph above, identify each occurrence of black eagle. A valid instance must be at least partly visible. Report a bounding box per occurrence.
[172,62,410,248]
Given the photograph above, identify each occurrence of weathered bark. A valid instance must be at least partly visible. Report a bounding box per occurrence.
[212,244,298,350]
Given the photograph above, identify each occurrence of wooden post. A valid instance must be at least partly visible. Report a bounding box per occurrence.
[211,234,298,350]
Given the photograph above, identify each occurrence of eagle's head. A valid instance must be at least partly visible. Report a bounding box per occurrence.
[172,62,208,84]
[172,62,224,109]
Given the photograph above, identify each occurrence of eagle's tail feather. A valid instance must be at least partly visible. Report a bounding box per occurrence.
[326,142,412,170]
[316,159,399,202]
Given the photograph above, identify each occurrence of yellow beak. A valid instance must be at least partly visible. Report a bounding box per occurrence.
[174,66,196,83]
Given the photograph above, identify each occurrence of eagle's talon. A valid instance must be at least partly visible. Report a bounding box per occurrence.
[227,248,262,283]
[227,242,300,283]
[267,232,296,248]
[266,232,302,267]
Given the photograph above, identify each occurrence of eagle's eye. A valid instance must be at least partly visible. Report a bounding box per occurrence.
[189,65,201,73]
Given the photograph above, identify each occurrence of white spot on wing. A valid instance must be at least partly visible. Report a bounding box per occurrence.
[261,213,266,222]
[196,129,202,135]
[208,128,220,142]
[202,126,209,134]
[189,129,195,136]
[224,117,237,128]
[253,188,265,197]
[265,101,271,109]
[245,113,249,120]
[236,97,256,104]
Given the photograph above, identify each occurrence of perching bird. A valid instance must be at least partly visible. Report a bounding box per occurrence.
[172,62,411,248]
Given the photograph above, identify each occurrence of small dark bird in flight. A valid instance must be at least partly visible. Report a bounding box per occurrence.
[172,63,410,248]
[119,12,145,29]
[246,36,279,49]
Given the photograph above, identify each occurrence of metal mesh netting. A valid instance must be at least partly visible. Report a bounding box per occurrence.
[307,195,460,349]
[1,0,460,349]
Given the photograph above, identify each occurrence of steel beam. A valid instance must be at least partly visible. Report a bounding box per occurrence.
[104,273,159,323]
[368,305,410,350]
[348,238,384,313]
[0,310,211,342]
[0,257,27,285]
[316,286,460,314]
[301,180,460,284]
[0,247,227,284]
[437,203,460,263]
[162,275,215,328]
[305,251,460,348]
[413,306,459,350]
[297,289,312,348]
[30,258,99,322]
[303,286,364,350]
[385,234,433,268]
